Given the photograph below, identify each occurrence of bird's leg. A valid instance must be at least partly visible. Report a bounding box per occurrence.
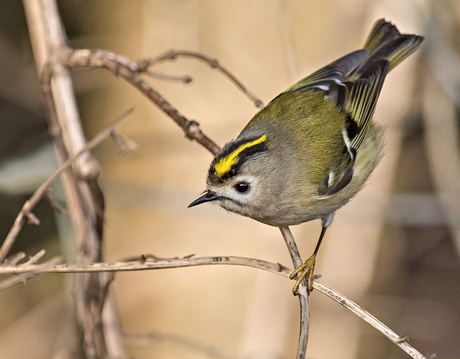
[289,227,326,294]
[290,213,334,295]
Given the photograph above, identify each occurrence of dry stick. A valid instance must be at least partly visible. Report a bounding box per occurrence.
[314,281,435,359]
[0,108,134,263]
[23,249,47,265]
[144,69,192,84]
[140,50,264,108]
[44,189,70,218]
[63,48,221,155]
[0,256,432,359]
[23,1,116,357]
[3,252,27,265]
[279,227,309,359]
[0,256,62,291]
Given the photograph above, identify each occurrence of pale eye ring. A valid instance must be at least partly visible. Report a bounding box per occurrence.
[234,182,250,193]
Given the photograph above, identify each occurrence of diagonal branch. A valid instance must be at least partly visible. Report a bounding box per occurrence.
[0,108,134,263]
[62,48,222,155]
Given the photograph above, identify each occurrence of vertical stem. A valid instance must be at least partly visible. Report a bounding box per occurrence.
[22,1,126,358]
[279,226,309,359]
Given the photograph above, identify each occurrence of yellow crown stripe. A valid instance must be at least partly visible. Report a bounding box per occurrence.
[214,135,267,177]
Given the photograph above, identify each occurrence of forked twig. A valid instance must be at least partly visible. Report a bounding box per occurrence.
[63,48,221,156]
[0,256,62,292]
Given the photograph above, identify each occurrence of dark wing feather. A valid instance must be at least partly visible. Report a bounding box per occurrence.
[270,50,369,104]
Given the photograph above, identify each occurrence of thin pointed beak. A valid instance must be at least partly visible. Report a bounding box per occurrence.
[188,190,219,208]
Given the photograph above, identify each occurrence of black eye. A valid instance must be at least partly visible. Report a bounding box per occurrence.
[235,182,250,193]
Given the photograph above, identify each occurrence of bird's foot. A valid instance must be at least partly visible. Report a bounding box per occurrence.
[289,254,316,295]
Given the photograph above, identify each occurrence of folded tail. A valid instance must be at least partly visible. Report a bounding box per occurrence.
[355,18,424,76]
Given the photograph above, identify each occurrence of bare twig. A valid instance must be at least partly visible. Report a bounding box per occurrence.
[62,48,221,155]
[0,99,128,358]
[45,189,70,218]
[313,281,435,359]
[0,108,133,263]
[23,1,124,357]
[3,252,27,265]
[139,50,264,108]
[279,226,309,359]
[0,255,289,275]
[0,256,62,292]
[144,69,192,84]
[25,212,40,225]
[110,129,138,154]
[0,254,433,359]
[24,249,47,265]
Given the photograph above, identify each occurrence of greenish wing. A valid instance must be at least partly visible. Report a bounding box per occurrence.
[276,47,389,156]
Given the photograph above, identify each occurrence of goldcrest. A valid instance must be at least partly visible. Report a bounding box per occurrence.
[189,19,424,294]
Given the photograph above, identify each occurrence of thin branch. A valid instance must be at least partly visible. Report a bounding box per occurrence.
[0,256,62,291]
[0,108,134,263]
[279,226,309,359]
[45,188,70,218]
[110,129,138,154]
[144,69,192,84]
[3,252,27,265]
[314,281,435,359]
[24,249,46,265]
[0,254,433,359]
[24,0,121,355]
[139,50,264,108]
[0,255,289,275]
[62,48,221,155]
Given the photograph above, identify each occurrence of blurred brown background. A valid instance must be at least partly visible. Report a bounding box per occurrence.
[0,0,459,358]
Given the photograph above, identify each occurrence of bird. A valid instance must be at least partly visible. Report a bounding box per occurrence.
[189,19,424,294]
